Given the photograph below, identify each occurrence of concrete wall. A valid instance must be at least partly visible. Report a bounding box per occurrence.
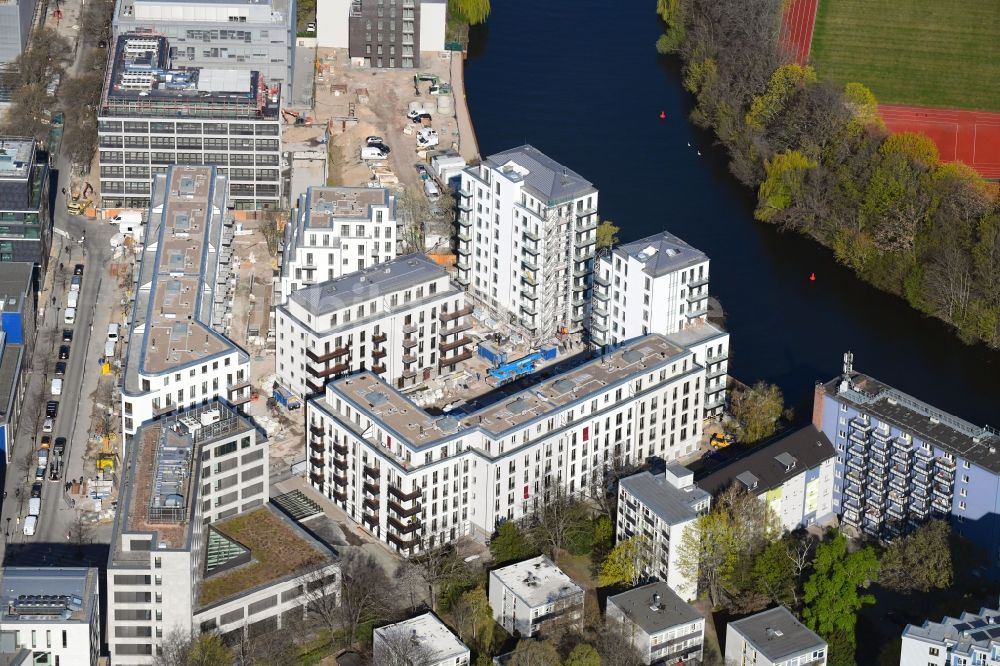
[419,1,446,52]
[316,0,351,48]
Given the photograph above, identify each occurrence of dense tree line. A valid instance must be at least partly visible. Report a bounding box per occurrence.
[655,0,1000,348]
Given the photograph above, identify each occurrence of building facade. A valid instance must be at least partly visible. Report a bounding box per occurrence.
[814,354,1000,553]
[345,0,445,68]
[0,568,101,666]
[616,464,711,601]
[697,425,837,533]
[112,0,296,89]
[488,556,584,639]
[98,35,281,210]
[120,166,250,442]
[456,145,598,343]
[276,253,472,397]
[107,401,340,664]
[901,606,1000,666]
[0,0,35,65]
[278,186,397,303]
[374,613,470,666]
[0,262,34,462]
[725,606,827,666]
[606,581,704,666]
[0,137,52,275]
[306,334,707,556]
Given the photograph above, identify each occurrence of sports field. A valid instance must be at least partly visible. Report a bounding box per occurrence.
[810,0,1000,111]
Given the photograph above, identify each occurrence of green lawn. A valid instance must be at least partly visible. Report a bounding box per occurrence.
[810,0,1000,110]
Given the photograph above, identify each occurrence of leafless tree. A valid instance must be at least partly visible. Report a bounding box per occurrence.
[258,211,283,256]
[229,621,297,666]
[399,545,468,613]
[373,623,436,666]
[396,188,427,254]
[592,624,646,666]
[337,550,395,646]
[300,567,343,640]
[154,630,232,666]
[925,243,973,323]
[69,514,94,559]
[527,485,589,562]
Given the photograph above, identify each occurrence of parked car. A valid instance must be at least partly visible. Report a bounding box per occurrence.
[31,483,42,499]
[54,361,66,376]
[306,22,316,32]
[361,146,389,161]
[73,264,84,276]
[58,345,70,360]
[415,163,429,180]
[70,275,82,292]
[407,110,432,122]
[64,308,76,325]
[51,378,62,396]
[62,329,73,342]
[53,437,66,455]
[366,136,385,146]
[22,516,36,536]
[42,417,53,433]
[368,141,390,154]
[40,435,51,449]
[46,401,58,418]
[67,291,78,309]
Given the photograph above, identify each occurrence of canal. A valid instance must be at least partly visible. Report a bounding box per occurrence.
[463,0,1000,425]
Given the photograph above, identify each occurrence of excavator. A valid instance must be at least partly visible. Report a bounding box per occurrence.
[413,73,452,96]
[66,181,93,215]
[280,109,314,126]
[96,431,117,472]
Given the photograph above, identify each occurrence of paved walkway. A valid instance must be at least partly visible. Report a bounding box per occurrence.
[450,53,480,162]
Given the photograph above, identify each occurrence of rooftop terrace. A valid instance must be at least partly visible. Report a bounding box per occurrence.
[300,186,393,228]
[123,166,245,393]
[315,334,691,458]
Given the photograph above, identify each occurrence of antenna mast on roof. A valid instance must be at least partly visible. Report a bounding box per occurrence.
[840,351,854,392]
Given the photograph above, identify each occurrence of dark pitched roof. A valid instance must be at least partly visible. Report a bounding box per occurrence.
[485,144,596,204]
[697,426,835,496]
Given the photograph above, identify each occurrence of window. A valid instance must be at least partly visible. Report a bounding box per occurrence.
[929,647,939,656]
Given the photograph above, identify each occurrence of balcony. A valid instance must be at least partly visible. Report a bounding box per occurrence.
[310,471,324,485]
[227,378,251,392]
[306,378,325,394]
[373,332,387,344]
[363,480,380,495]
[848,429,868,446]
[307,346,349,363]
[440,350,473,367]
[889,477,909,494]
[846,458,866,473]
[310,424,324,436]
[387,532,420,550]
[843,483,863,499]
[331,488,347,502]
[522,258,539,272]
[689,275,710,288]
[440,321,472,337]
[310,455,324,468]
[153,402,176,416]
[372,363,387,374]
[403,324,417,335]
[932,483,953,498]
[388,515,422,533]
[440,336,472,352]
[441,305,473,322]
[362,512,379,529]
[332,457,348,471]
[312,362,350,378]
[402,353,417,364]
[331,472,347,486]
[850,417,872,432]
[332,441,348,456]
[401,368,417,379]
[309,441,324,454]
[363,464,379,479]
[521,302,538,316]
[389,485,421,502]
[372,348,387,359]
[363,496,379,511]
[402,338,418,349]
[388,498,422,517]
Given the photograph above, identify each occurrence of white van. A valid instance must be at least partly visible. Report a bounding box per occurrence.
[424,179,441,200]
[28,497,40,517]
[64,307,76,324]
[51,378,62,396]
[107,323,119,342]
[22,516,36,536]
[104,340,116,359]
[111,211,142,225]
[67,291,78,309]
[361,146,388,160]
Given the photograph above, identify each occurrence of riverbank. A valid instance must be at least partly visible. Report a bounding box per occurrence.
[450,53,480,162]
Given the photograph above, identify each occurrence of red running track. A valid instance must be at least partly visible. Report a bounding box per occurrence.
[779,0,818,65]
[879,105,1000,179]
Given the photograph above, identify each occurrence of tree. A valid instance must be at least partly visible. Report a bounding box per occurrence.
[564,644,601,666]
[879,519,953,593]
[374,624,436,666]
[802,532,880,647]
[755,150,817,222]
[155,631,232,666]
[401,545,469,613]
[449,0,491,25]
[258,211,282,256]
[508,639,562,666]
[449,587,494,655]
[527,486,591,562]
[752,537,804,607]
[336,551,396,647]
[596,220,620,251]
[490,521,537,565]
[593,626,645,666]
[68,514,94,559]
[301,567,345,643]
[598,537,643,588]
[728,381,786,443]
[842,82,883,134]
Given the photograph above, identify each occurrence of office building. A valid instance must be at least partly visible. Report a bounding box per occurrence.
[112,0,296,89]
[98,35,281,210]
[725,606,827,666]
[342,0,446,68]
[456,145,598,342]
[278,186,397,303]
[374,613,470,666]
[900,606,1000,666]
[120,166,250,442]
[697,425,837,532]
[107,401,340,663]
[0,262,34,462]
[307,334,707,555]
[0,0,35,65]
[276,253,472,397]
[0,137,52,274]
[488,556,584,639]
[616,464,711,601]
[606,581,704,666]
[592,230,729,418]
[0,568,101,666]
[814,353,1000,550]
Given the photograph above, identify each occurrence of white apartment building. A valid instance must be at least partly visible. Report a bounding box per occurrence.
[374,613,470,666]
[0,568,101,666]
[112,0,296,90]
[725,606,827,666]
[592,230,729,418]
[488,556,584,639]
[306,334,707,556]
[901,606,1000,666]
[616,464,711,601]
[121,166,251,443]
[98,35,282,210]
[606,581,705,666]
[456,145,598,342]
[277,253,472,397]
[107,402,339,664]
[278,186,397,304]
[697,425,837,532]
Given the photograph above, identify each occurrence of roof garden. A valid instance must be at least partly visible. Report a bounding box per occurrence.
[197,505,331,607]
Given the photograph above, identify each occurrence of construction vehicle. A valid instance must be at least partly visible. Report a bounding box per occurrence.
[280,109,314,126]
[414,73,450,96]
[66,182,93,215]
[96,431,117,472]
[487,351,545,387]
[710,432,734,449]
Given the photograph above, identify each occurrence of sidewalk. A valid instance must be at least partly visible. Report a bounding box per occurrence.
[450,53,480,162]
